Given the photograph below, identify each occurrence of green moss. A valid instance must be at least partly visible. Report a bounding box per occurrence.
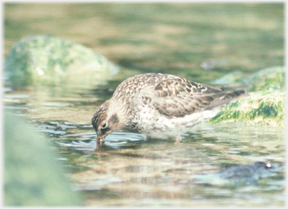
[210,66,285,92]
[209,66,285,127]
[249,66,285,91]
[4,35,118,88]
[210,91,285,127]
[211,71,248,86]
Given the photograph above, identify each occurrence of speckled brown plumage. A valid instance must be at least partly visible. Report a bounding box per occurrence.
[92,73,247,143]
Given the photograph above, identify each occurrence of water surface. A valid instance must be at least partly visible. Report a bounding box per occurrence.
[4,87,285,206]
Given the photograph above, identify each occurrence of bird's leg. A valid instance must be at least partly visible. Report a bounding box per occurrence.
[97,140,104,146]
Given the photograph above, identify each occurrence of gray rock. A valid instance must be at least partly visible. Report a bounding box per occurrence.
[193,162,284,187]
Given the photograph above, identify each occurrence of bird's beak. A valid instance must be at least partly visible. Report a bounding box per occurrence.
[96,135,105,144]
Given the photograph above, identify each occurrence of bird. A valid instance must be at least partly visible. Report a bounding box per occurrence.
[92,73,247,144]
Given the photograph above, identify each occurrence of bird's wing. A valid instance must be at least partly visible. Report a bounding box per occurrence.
[141,77,246,118]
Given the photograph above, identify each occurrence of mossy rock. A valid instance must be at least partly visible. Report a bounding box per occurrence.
[4,111,83,206]
[211,71,248,86]
[249,66,285,91]
[211,66,285,92]
[209,91,285,127]
[4,35,118,88]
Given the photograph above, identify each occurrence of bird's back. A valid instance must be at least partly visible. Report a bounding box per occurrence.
[112,73,246,117]
[113,73,180,100]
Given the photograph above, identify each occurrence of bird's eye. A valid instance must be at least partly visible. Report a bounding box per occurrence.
[101,122,108,129]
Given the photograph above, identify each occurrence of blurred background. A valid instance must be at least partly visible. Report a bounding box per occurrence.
[4,3,284,82]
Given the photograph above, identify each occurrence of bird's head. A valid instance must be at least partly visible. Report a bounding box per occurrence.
[91,100,125,143]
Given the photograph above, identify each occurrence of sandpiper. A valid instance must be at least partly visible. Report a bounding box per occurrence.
[92,73,246,143]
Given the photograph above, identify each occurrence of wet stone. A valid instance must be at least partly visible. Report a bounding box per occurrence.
[193,162,284,187]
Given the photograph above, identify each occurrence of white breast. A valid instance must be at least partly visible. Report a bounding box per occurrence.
[132,104,222,140]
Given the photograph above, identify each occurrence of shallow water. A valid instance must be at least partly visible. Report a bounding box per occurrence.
[3,86,285,206]
[4,3,285,207]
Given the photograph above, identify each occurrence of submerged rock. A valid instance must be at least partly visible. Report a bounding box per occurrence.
[193,162,284,187]
[210,90,285,126]
[4,111,83,206]
[4,35,118,88]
